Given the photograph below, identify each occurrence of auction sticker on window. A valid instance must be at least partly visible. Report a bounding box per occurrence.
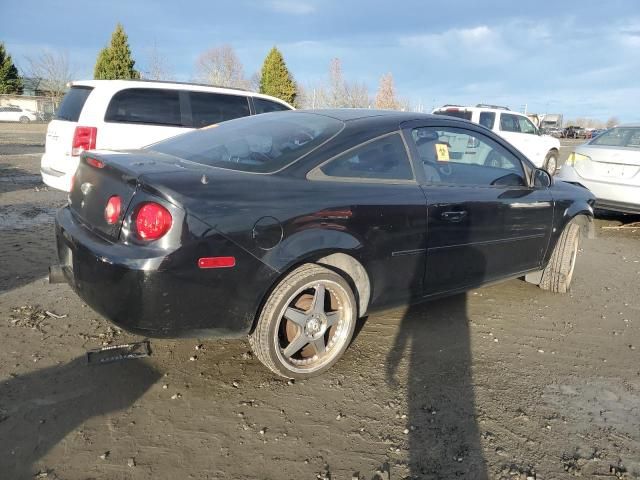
[435,143,450,161]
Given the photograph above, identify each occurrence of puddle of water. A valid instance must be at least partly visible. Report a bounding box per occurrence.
[0,206,57,230]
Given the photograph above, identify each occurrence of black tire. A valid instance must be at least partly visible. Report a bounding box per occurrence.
[544,150,558,176]
[19,116,30,124]
[539,222,580,293]
[248,263,357,378]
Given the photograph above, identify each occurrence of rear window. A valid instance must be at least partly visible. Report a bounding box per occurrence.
[55,86,93,122]
[190,92,249,128]
[590,127,640,148]
[433,109,472,121]
[105,88,182,126]
[149,112,343,173]
[254,98,291,114]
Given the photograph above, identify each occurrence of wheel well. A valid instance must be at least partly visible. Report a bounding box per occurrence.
[547,148,559,157]
[570,213,595,239]
[315,252,371,316]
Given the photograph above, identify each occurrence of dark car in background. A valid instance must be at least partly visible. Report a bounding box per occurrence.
[52,110,595,378]
[563,125,587,139]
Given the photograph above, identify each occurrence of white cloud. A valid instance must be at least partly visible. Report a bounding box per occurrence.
[268,1,316,15]
[399,25,515,64]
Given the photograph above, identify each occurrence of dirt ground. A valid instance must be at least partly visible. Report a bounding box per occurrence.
[1,123,639,480]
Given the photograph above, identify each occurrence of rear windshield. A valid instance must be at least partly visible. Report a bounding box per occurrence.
[148,112,343,173]
[590,127,640,148]
[433,109,473,121]
[55,86,93,122]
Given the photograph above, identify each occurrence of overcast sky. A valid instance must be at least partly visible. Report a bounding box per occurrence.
[2,0,639,121]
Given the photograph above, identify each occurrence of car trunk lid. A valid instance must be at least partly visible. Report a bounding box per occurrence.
[575,146,640,184]
[69,150,203,241]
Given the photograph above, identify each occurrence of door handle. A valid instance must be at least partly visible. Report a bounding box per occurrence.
[441,211,468,222]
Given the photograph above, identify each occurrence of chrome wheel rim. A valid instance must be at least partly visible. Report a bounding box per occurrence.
[547,156,557,175]
[274,280,353,374]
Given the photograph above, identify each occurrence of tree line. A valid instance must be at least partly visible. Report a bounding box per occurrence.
[0,24,402,110]
[0,23,628,118]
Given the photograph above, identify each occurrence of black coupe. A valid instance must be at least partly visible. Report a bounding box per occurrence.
[53,109,595,378]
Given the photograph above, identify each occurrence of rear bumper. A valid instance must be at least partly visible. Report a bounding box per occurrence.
[55,206,278,338]
[557,166,640,213]
[41,153,77,192]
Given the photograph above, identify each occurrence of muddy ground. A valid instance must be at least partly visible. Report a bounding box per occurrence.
[0,123,639,480]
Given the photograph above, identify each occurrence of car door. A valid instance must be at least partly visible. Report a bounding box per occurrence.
[498,113,533,159]
[308,132,428,307]
[403,122,553,296]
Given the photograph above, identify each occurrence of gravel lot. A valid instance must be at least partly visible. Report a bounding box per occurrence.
[1,123,639,480]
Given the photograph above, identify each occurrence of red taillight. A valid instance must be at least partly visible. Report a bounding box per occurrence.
[135,203,172,241]
[71,126,97,156]
[198,257,236,269]
[104,195,122,225]
[86,157,104,168]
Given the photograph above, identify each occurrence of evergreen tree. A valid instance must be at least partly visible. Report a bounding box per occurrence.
[0,42,23,94]
[259,47,297,105]
[94,24,140,80]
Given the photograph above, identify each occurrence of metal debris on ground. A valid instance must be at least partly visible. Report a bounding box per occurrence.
[86,340,151,365]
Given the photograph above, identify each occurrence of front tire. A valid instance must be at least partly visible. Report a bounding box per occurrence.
[249,264,357,378]
[544,151,558,176]
[19,116,30,123]
[539,222,580,293]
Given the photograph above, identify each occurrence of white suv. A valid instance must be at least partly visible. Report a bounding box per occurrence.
[432,104,561,174]
[41,80,294,191]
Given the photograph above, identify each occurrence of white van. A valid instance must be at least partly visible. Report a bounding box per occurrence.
[432,104,561,175]
[41,80,294,191]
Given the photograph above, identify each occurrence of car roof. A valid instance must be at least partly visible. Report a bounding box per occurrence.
[433,104,517,115]
[297,108,434,123]
[67,79,293,107]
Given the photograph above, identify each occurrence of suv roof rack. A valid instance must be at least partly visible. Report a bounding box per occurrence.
[439,104,466,108]
[476,103,510,111]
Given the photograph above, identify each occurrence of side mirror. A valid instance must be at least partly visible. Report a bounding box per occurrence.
[533,168,553,188]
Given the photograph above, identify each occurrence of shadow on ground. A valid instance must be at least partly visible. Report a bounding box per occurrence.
[386,295,487,479]
[0,357,161,478]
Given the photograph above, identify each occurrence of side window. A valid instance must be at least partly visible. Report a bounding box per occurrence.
[105,88,182,126]
[479,111,495,129]
[190,92,250,128]
[411,127,526,187]
[319,133,413,181]
[500,114,520,133]
[518,116,537,134]
[254,98,291,114]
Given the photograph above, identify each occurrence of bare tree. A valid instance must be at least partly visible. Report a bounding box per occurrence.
[606,116,620,128]
[374,72,400,110]
[144,43,174,81]
[314,58,370,108]
[195,45,248,89]
[25,50,74,105]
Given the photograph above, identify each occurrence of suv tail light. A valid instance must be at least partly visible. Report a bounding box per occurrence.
[135,203,172,241]
[72,126,97,156]
[104,195,122,224]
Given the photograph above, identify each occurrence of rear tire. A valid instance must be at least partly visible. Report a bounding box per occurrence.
[544,151,558,176]
[539,222,580,293]
[249,264,357,379]
[19,116,30,123]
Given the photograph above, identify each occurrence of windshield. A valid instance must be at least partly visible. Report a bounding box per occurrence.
[590,127,640,148]
[149,112,343,173]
